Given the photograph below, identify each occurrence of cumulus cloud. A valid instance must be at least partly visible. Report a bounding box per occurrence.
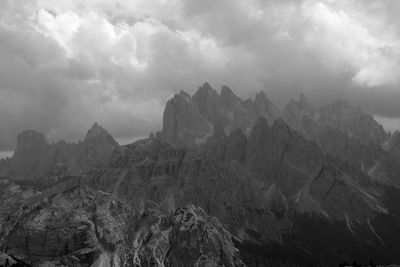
[0,0,400,150]
[301,1,400,87]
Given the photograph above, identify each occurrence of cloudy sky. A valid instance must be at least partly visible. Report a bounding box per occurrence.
[0,0,400,152]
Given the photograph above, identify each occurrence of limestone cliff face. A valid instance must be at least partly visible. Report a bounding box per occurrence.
[10,130,49,176]
[161,90,212,147]
[193,84,282,135]
[74,123,120,172]
[0,178,134,267]
[2,86,400,266]
[245,119,323,192]
[385,131,400,161]
[203,118,386,223]
[162,83,281,147]
[314,126,397,184]
[283,94,320,139]
[246,117,270,160]
[104,138,281,243]
[0,175,245,267]
[317,99,388,145]
[283,95,388,146]
[203,123,227,163]
[3,123,119,177]
[192,82,221,123]
[35,140,79,176]
[1,127,391,265]
[0,158,11,177]
[282,95,399,187]
[225,128,247,163]
[128,204,244,266]
[253,91,282,125]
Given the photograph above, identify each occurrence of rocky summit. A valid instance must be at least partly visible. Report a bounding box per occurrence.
[1,83,400,266]
[161,83,282,146]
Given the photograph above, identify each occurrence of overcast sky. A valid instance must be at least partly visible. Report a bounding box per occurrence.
[0,0,400,152]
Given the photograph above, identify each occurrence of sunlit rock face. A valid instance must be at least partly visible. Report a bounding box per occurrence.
[0,174,245,266]
[128,204,244,266]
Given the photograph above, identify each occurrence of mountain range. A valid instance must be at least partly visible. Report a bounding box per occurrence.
[1,83,400,266]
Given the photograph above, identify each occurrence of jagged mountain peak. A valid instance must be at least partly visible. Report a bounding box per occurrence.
[221,85,235,96]
[253,90,282,124]
[299,93,313,110]
[254,90,270,104]
[76,123,119,172]
[194,82,218,100]
[255,90,267,98]
[86,122,110,138]
[318,99,388,144]
[163,83,284,145]
[325,98,363,115]
[331,98,351,108]
[220,85,241,104]
[177,89,191,99]
[161,89,212,146]
[84,123,119,147]
[17,130,48,146]
[283,94,315,125]
[165,90,193,107]
[4,84,400,266]
[200,82,215,92]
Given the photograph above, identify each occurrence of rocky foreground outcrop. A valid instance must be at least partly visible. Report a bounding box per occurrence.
[127,204,244,266]
[0,175,244,267]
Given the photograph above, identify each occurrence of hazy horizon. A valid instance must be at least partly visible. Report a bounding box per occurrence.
[0,83,398,154]
[1,0,400,151]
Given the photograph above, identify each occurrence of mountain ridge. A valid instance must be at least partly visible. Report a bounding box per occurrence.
[1,82,400,266]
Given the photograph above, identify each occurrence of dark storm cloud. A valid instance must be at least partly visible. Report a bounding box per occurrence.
[0,0,400,150]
